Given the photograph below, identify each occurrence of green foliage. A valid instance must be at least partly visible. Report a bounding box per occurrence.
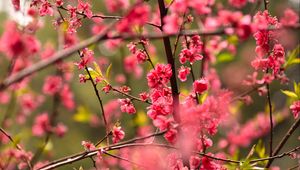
[216,52,234,63]
[73,105,92,123]
[284,45,300,69]
[281,82,300,100]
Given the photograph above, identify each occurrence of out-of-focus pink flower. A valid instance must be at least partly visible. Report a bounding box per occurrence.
[189,156,201,170]
[42,76,63,95]
[54,123,68,137]
[105,0,129,13]
[11,0,20,11]
[60,85,75,110]
[163,13,182,34]
[32,113,51,137]
[280,8,299,27]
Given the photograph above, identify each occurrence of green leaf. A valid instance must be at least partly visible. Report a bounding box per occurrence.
[255,140,266,158]
[85,67,100,80]
[93,62,103,77]
[294,82,300,98]
[105,63,112,81]
[284,45,300,68]
[227,35,238,45]
[281,90,298,99]
[165,0,173,5]
[199,91,208,104]
[134,111,148,126]
[217,52,234,63]
[73,105,92,123]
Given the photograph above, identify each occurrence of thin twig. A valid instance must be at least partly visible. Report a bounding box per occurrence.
[265,118,300,167]
[57,6,161,29]
[102,151,146,168]
[0,127,33,169]
[111,87,151,104]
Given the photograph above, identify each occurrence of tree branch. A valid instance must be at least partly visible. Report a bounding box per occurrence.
[265,118,300,167]
[157,0,180,122]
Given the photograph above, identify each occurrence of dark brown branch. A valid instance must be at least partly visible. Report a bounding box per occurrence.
[266,83,274,158]
[265,118,300,167]
[158,0,180,122]
[111,87,152,104]
[57,6,161,29]
[251,145,300,163]
[37,129,299,170]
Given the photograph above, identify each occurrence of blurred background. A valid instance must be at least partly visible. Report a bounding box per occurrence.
[0,0,299,169]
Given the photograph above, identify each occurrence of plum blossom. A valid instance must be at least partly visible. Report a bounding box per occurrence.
[178,66,191,82]
[32,113,51,137]
[112,126,125,143]
[290,101,300,119]
[118,98,136,114]
[193,78,209,94]
[147,64,172,88]
[42,76,63,95]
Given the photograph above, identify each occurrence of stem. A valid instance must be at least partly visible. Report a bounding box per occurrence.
[157,0,180,122]
[0,127,33,169]
[57,6,161,29]
[266,83,273,158]
[265,118,300,167]
[141,43,155,69]
[112,87,151,104]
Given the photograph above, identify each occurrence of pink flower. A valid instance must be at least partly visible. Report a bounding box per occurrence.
[179,48,203,64]
[280,8,299,27]
[39,2,53,16]
[147,64,172,88]
[60,85,75,110]
[105,0,129,13]
[55,0,63,6]
[112,126,125,143]
[139,92,149,101]
[164,129,177,144]
[189,156,201,170]
[11,0,20,11]
[135,50,147,63]
[193,78,208,94]
[290,101,300,119]
[178,66,191,82]
[32,113,51,137]
[118,98,136,114]
[124,55,143,78]
[43,76,63,95]
[163,13,182,34]
[54,123,68,137]
[229,0,247,8]
[76,48,94,69]
[153,115,171,131]
[67,5,77,18]
[77,0,93,19]
[82,141,96,151]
